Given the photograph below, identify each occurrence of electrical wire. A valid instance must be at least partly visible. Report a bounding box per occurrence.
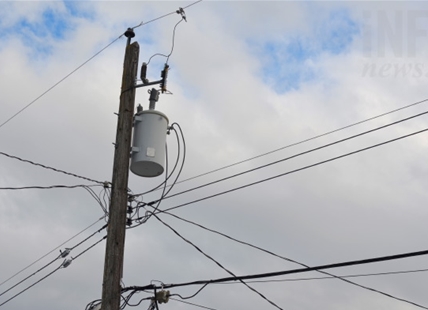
[121,292,151,308]
[0,35,123,131]
[144,15,183,65]
[2,184,109,216]
[119,289,219,310]
[130,123,186,226]
[71,235,106,261]
[166,98,428,188]
[124,247,428,310]
[0,224,106,300]
[162,124,186,198]
[0,255,60,298]
[137,109,428,202]
[0,184,101,191]
[151,213,284,310]
[166,18,184,64]
[174,248,428,286]
[133,123,185,200]
[85,299,102,310]
[170,283,209,300]
[68,224,107,251]
[84,185,110,215]
[214,267,428,284]
[128,143,170,228]
[131,0,203,29]
[0,151,103,184]
[1,184,109,216]
[0,235,106,308]
[0,1,204,129]
[170,297,219,310]
[0,216,105,288]
[158,126,428,214]
[0,265,63,307]
[160,211,427,308]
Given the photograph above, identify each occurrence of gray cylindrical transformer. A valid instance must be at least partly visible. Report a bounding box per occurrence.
[130,110,169,177]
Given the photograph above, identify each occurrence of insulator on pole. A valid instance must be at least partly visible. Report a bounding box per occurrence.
[160,64,169,93]
[140,62,149,84]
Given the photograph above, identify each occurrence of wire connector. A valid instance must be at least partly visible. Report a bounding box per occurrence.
[60,248,71,258]
[61,259,72,268]
[176,7,187,22]
[155,290,170,304]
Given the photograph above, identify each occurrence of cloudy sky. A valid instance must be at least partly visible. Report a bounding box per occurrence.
[1,1,428,310]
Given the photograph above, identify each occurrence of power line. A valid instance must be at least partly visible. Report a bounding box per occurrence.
[0,235,106,308]
[152,213,284,310]
[170,297,219,310]
[159,126,428,214]
[176,248,428,286]
[131,0,203,29]
[0,35,123,130]
[215,267,428,284]
[160,211,427,308]
[0,0,204,130]
[182,0,204,10]
[167,98,428,188]
[0,216,105,288]
[150,109,428,202]
[170,283,209,300]
[83,185,110,215]
[0,184,101,191]
[0,265,63,308]
[72,235,106,261]
[69,224,107,251]
[120,289,219,310]
[0,224,106,298]
[0,151,103,184]
[0,255,60,298]
[146,18,184,66]
[124,248,428,310]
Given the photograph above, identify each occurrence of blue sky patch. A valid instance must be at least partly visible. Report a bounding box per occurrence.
[0,2,94,59]
[317,9,360,55]
[42,8,69,40]
[253,7,360,93]
[64,1,95,21]
[18,6,73,41]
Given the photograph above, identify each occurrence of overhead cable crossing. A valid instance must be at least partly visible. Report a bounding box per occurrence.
[217,268,428,284]
[152,213,284,310]
[164,97,428,188]
[123,247,428,310]
[159,211,426,309]
[135,109,428,201]
[152,126,428,214]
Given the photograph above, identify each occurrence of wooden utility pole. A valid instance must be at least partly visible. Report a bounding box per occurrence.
[101,29,139,310]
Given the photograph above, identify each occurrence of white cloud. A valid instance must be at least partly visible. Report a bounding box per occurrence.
[1,2,428,310]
